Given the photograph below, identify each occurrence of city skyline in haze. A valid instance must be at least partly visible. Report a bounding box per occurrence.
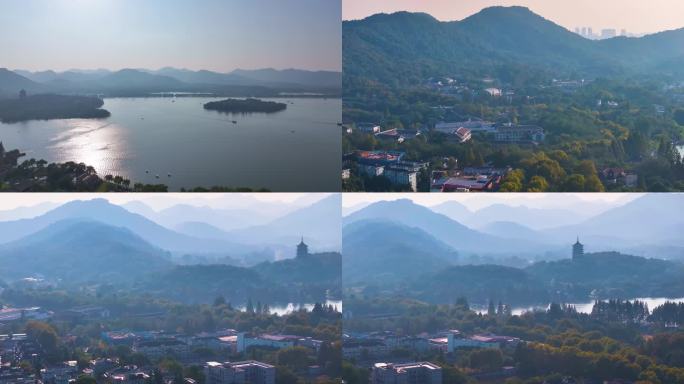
[343,0,684,36]
[0,0,341,72]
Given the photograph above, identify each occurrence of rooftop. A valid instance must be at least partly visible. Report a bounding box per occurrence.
[374,362,442,371]
[356,150,404,163]
[259,334,301,342]
[231,360,275,369]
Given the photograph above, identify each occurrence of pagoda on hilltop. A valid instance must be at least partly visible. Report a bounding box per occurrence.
[572,237,585,260]
[297,236,309,258]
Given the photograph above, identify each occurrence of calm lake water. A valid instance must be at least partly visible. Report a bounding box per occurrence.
[0,97,341,191]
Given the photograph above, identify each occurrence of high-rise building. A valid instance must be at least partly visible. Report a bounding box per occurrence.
[601,29,617,39]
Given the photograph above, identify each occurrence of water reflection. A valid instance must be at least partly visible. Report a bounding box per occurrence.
[0,97,341,191]
[44,119,127,178]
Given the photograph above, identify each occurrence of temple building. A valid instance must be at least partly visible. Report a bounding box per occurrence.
[296,237,309,258]
[572,237,584,260]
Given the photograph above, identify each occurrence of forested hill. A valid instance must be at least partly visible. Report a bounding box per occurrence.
[353,252,684,305]
[343,6,684,86]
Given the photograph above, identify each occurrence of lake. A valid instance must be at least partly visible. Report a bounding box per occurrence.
[239,299,342,316]
[0,97,341,191]
[506,297,684,316]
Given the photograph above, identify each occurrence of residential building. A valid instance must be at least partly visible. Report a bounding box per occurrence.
[357,123,381,134]
[384,163,422,192]
[359,163,385,177]
[204,361,245,384]
[231,361,275,384]
[342,338,388,360]
[427,331,521,353]
[132,338,189,360]
[109,371,150,383]
[484,88,502,97]
[375,128,422,143]
[433,123,472,142]
[454,127,472,143]
[0,307,52,322]
[236,333,297,353]
[42,360,79,384]
[58,306,110,321]
[431,175,498,192]
[493,124,545,143]
[371,362,442,384]
[354,151,427,192]
[90,358,119,375]
[204,361,275,384]
[434,120,495,134]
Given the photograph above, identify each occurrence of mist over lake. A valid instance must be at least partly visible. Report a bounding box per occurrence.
[0,96,341,191]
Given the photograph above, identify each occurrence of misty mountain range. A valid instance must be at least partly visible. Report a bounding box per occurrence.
[343,194,684,274]
[343,194,684,305]
[0,67,342,98]
[344,6,684,84]
[0,196,341,304]
[0,195,340,267]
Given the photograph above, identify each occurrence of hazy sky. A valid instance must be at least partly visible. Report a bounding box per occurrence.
[343,0,684,35]
[342,193,641,212]
[1,0,341,72]
[0,193,331,211]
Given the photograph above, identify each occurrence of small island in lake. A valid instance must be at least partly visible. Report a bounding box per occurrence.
[203,98,287,113]
[0,93,110,123]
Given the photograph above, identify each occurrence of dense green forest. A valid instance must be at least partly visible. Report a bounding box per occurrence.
[343,251,684,306]
[203,98,287,113]
[0,94,110,123]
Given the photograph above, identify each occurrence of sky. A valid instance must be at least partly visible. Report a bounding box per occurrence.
[0,0,341,72]
[343,0,684,35]
[0,193,331,211]
[342,193,642,212]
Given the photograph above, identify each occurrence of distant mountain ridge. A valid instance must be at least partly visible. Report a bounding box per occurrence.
[225,194,342,253]
[0,198,254,255]
[343,6,684,85]
[343,195,684,260]
[0,68,46,96]
[1,67,341,97]
[0,217,339,304]
[0,198,342,266]
[343,220,455,284]
[0,220,173,283]
[343,198,544,254]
